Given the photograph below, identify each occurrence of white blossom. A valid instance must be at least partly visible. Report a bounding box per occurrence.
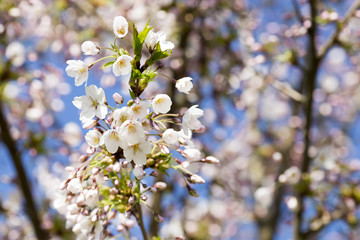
[182,105,204,132]
[130,101,149,121]
[123,140,152,165]
[145,30,174,51]
[176,77,193,94]
[101,129,122,154]
[81,41,99,55]
[113,107,131,127]
[113,16,128,38]
[145,30,158,49]
[66,60,89,86]
[113,55,133,76]
[84,189,99,208]
[72,85,108,123]
[279,166,301,185]
[5,41,25,66]
[118,120,145,146]
[85,130,102,148]
[67,178,82,194]
[162,128,179,145]
[152,94,172,114]
[133,165,146,179]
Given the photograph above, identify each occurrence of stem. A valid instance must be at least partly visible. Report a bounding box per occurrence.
[88,55,116,68]
[0,102,48,240]
[158,72,177,83]
[135,202,148,240]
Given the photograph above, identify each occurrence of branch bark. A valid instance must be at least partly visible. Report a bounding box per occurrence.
[0,101,48,240]
[294,1,360,239]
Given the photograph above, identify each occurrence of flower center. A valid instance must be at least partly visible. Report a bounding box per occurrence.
[133,105,141,114]
[119,59,126,68]
[156,98,164,104]
[78,67,86,74]
[127,124,136,134]
[110,131,120,142]
[90,98,98,108]
[118,27,126,35]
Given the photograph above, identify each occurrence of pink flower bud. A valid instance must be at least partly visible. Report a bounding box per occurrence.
[87,146,95,155]
[204,156,220,164]
[82,119,97,129]
[140,195,148,201]
[113,93,124,104]
[154,182,167,190]
[154,213,164,223]
[79,155,88,163]
[150,170,159,177]
[106,116,113,125]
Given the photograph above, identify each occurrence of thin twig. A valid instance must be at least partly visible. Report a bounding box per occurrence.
[317,0,360,59]
[135,202,148,240]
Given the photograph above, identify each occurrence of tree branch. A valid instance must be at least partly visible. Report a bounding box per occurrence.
[317,0,360,59]
[0,101,48,240]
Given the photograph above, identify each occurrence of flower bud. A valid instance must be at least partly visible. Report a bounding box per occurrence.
[154,182,167,190]
[175,237,186,240]
[154,213,164,223]
[108,211,116,220]
[60,179,69,190]
[150,170,159,177]
[104,205,110,212]
[114,179,120,186]
[186,185,199,197]
[150,187,157,193]
[82,119,97,129]
[113,93,124,104]
[190,174,205,184]
[127,180,133,188]
[91,214,98,222]
[125,211,131,218]
[203,156,220,164]
[128,196,135,205]
[122,161,129,168]
[124,219,135,228]
[106,116,113,125]
[87,146,95,155]
[92,167,100,175]
[79,155,88,163]
[140,195,148,201]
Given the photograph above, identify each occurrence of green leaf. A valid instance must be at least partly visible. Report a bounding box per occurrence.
[101,61,115,69]
[145,48,171,67]
[133,21,153,64]
[129,89,136,99]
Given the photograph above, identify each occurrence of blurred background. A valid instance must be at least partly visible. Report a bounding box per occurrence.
[1,0,360,239]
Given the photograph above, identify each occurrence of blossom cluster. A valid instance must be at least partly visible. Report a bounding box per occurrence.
[56,16,218,239]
